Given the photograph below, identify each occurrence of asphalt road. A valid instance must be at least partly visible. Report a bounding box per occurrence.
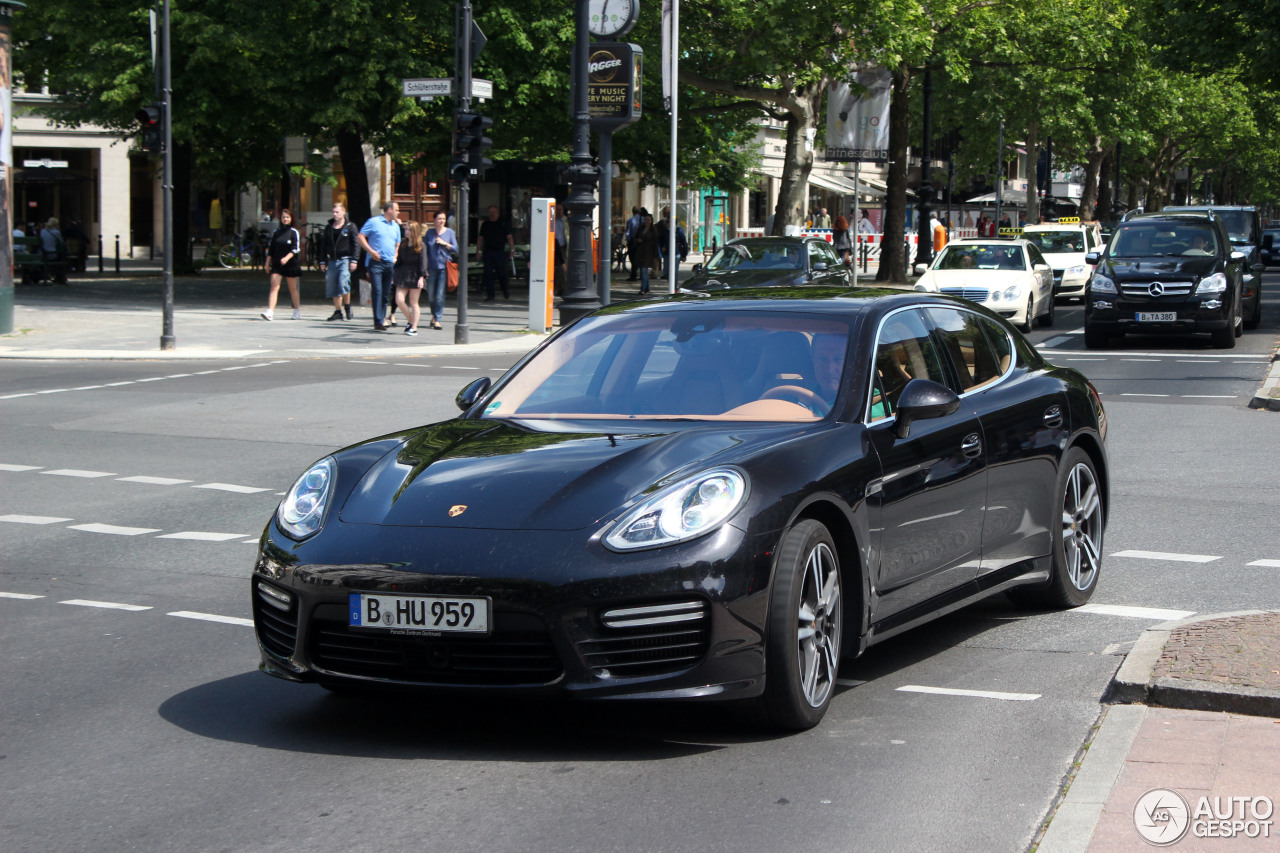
[1,277,1277,853]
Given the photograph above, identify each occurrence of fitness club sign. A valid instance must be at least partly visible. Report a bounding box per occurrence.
[586,42,641,130]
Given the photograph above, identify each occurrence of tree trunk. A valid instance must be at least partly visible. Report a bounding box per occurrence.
[876,65,911,283]
[1095,144,1114,220]
[1078,137,1104,220]
[338,128,372,227]
[173,140,194,274]
[1025,121,1039,226]
[769,83,822,236]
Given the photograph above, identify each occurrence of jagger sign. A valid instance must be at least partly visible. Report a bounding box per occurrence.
[587,42,642,131]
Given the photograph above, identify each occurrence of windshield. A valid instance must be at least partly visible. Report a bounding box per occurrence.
[483,310,852,421]
[1214,210,1255,243]
[1108,224,1219,258]
[934,244,1026,271]
[1024,230,1085,253]
[704,242,804,272]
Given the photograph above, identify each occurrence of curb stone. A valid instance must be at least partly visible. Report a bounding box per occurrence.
[1247,349,1280,411]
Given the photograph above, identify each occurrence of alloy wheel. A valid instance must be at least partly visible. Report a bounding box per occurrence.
[1061,462,1103,591]
[796,542,842,708]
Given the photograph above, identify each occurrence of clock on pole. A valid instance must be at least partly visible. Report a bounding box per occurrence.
[588,0,639,38]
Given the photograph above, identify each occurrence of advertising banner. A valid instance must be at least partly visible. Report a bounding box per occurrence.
[824,67,892,163]
[587,42,642,131]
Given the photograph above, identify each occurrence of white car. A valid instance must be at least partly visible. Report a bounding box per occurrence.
[1022,221,1104,300]
[914,239,1055,331]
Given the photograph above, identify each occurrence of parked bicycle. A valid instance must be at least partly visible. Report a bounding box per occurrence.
[217,227,266,269]
[304,223,326,271]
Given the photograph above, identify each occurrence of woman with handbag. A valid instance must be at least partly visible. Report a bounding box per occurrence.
[393,220,428,335]
[423,211,459,331]
[630,213,658,294]
[831,215,852,265]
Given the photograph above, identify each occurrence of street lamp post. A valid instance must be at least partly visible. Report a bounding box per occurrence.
[0,1,25,337]
[559,0,602,327]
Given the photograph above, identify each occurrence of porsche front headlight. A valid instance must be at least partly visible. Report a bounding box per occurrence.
[277,457,336,540]
[603,468,748,551]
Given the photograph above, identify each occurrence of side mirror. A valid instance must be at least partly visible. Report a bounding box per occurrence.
[894,379,961,440]
[455,376,493,412]
[1085,252,1101,266]
[812,261,829,272]
[1033,263,1051,272]
[691,263,702,274]
[1230,251,1247,263]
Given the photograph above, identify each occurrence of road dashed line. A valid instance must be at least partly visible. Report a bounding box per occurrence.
[168,611,254,627]
[1073,604,1196,621]
[0,515,72,524]
[41,469,116,478]
[156,531,249,542]
[1111,549,1222,563]
[59,599,151,612]
[0,361,287,400]
[193,482,271,494]
[67,523,162,536]
[897,685,1041,701]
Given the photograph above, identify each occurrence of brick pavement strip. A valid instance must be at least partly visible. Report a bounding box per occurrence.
[1154,613,1280,691]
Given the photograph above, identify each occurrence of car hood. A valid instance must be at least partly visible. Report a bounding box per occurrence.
[918,269,1028,290]
[1103,256,1219,281]
[339,419,800,530]
[683,268,808,290]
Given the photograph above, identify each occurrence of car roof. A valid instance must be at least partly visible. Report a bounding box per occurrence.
[1164,204,1257,212]
[1128,211,1215,224]
[1022,223,1091,232]
[726,236,826,246]
[610,287,950,319]
[951,238,1030,247]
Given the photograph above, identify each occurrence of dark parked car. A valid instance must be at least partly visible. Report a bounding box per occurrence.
[1260,228,1280,267]
[681,236,851,291]
[253,289,1109,731]
[1084,212,1247,349]
[1162,205,1264,329]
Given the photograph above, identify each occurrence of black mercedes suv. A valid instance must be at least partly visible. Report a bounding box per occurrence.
[1162,204,1264,329]
[1083,212,1246,349]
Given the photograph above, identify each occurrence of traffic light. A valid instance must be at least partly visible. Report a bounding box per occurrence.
[452,112,493,178]
[136,104,164,155]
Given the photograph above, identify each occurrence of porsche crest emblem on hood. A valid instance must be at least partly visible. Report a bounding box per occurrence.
[448,505,468,517]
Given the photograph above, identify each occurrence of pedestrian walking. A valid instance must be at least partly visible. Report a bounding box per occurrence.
[630,212,658,294]
[476,205,514,301]
[320,202,360,321]
[39,217,68,284]
[656,207,671,279]
[423,211,458,331]
[624,206,642,280]
[357,201,400,331]
[393,220,427,335]
[832,214,852,264]
[261,209,301,320]
[814,207,832,228]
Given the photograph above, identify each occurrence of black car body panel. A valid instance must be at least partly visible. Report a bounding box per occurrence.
[253,290,1108,714]
[1162,205,1264,324]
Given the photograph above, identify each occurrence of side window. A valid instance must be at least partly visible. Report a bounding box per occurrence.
[1026,244,1047,268]
[868,309,948,421]
[808,240,827,268]
[925,307,1013,392]
[819,242,840,267]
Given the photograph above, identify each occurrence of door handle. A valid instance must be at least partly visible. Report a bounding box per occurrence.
[1043,405,1064,428]
[960,433,982,458]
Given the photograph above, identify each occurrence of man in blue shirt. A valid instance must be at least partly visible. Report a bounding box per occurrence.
[357,201,401,330]
[624,206,643,281]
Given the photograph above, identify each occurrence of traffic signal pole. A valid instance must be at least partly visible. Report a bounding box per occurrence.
[159,0,174,350]
[453,1,473,344]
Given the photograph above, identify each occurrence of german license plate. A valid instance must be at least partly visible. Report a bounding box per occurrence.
[1136,312,1176,322]
[348,593,490,634]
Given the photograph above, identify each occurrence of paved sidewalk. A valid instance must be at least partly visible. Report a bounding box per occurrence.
[1039,612,1280,852]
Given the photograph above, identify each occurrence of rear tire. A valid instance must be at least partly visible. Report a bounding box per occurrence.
[217,244,239,269]
[756,519,843,731]
[1037,293,1056,327]
[1009,447,1103,609]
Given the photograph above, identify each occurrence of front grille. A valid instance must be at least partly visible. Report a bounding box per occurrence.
[1120,281,1193,297]
[253,581,299,659]
[578,601,710,678]
[308,606,562,685]
[1052,271,1064,284]
[939,287,988,303]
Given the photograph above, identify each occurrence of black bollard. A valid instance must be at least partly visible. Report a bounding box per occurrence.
[115,235,120,274]
[98,234,104,273]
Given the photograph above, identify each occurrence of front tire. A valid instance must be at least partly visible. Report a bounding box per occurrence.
[1037,292,1056,327]
[1011,447,1103,608]
[757,519,843,731]
[1018,295,1034,332]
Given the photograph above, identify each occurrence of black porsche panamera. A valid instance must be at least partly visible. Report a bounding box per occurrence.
[252,288,1109,730]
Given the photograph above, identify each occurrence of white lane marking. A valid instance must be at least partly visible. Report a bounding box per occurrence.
[896,685,1040,701]
[71,385,105,391]
[0,592,45,600]
[0,463,42,471]
[60,599,152,612]
[1181,395,1237,399]
[350,361,389,365]
[243,538,261,544]
[135,377,166,382]
[104,381,135,386]
[395,363,430,367]
[1068,327,1084,334]
[221,365,251,371]
[116,475,194,485]
[1121,393,1169,397]
[0,514,73,524]
[41,469,117,478]
[67,523,162,536]
[168,611,254,627]
[156,531,248,542]
[1122,358,1160,362]
[194,370,221,375]
[1038,336,1072,348]
[0,393,38,399]
[193,483,271,494]
[1111,549,1221,563]
[166,374,193,379]
[37,388,70,394]
[1248,559,1280,568]
[440,366,481,370]
[1177,360,1215,364]
[1065,358,1105,362]
[1075,604,1196,620]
